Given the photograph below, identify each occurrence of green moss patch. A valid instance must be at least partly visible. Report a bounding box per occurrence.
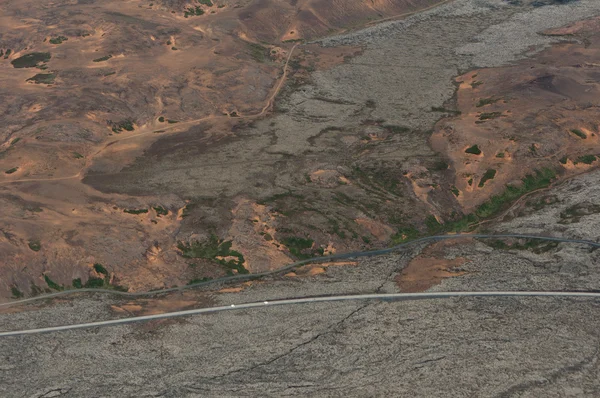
[123,208,148,215]
[49,36,68,45]
[11,52,51,68]
[570,129,587,139]
[28,240,41,251]
[93,55,112,62]
[27,73,56,84]
[465,145,482,155]
[478,169,497,188]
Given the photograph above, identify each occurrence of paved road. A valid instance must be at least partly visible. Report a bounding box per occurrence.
[2,291,600,337]
[2,233,598,308]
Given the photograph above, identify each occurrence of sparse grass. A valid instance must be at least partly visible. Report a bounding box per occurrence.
[465,145,482,155]
[574,155,597,165]
[484,238,559,254]
[478,169,497,188]
[428,160,449,171]
[44,274,63,291]
[391,225,420,244]
[476,97,500,107]
[383,125,411,134]
[365,99,376,108]
[246,42,269,63]
[49,36,68,45]
[28,240,41,251]
[11,52,51,68]
[26,73,56,84]
[188,277,212,285]
[570,129,587,139]
[431,106,461,115]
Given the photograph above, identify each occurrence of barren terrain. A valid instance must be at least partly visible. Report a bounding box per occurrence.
[3,0,600,396]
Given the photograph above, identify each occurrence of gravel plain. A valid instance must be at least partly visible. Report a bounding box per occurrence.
[4,0,600,396]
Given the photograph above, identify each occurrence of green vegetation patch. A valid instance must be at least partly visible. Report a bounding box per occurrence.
[93,55,112,62]
[10,138,20,146]
[11,52,51,68]
[111,119,135,133]
[124,208,148,215]
[184,6,205,17]
[476,168,556,218]
[158,116,165,122]
[280,236,314,259]
[188,277,212,285]
[197,0,213,6]
[246,42,269,63]
[73,152,84,159]
[465,145,482,155]
[93,263,109,276]
[11,285,24,299]
[574,155,597,165]
[26,73,56,84]
[478,169,497,188]
[391,225,420,244]
[44,274,64,291]
[178,234,248,274]
[476,97,500,107]
[478,112,503,121]
[153,206,168,216]
[451,186,460,197]
[28,240,41,251]
[49,36,68,45]
[570,129,587,139]
[559,156,568,165]
[72,278,83,289]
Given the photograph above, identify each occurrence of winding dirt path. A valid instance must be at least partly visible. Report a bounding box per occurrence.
[0,44,299,186]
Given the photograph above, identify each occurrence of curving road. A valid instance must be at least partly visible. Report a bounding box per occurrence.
[2,291,600,337]
[1,233,598,308]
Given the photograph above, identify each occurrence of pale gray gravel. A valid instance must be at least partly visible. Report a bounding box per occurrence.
[4,1,600,397]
